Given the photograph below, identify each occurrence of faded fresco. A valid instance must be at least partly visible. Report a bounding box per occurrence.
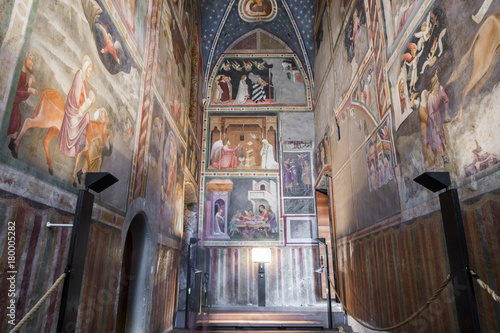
[147,98,186,239]
[112,0,148,50]
[329,0,351,49]
[390,0,500,208]
[314,129,331,178]
[2,0,139,211]
[238,0,278,22]
[381,0,424,52]
[284,198,315,215]
[333,0,370,109]
[204,176,280,241]
[210,57,307,106]
[186,125,200,184]
[156,0,189,138]
[352,56,378,120]
[282,152,313,197]
[365,116,395,191]
[189,24,204,141]
[208,115,278,171]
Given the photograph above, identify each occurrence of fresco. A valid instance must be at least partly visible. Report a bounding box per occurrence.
[2,0,139,211]
[203,176,280,241]
[381,0,424,52]
[390,0,500,208]
[314,129,331,178]
[112,0,147,50]
[147,98,186,239]
[352,56,378,120]
[210,57,307,106]
[207,115,278,171]
[282,152,313,197]
[188,24,204,141]
[365,116,395,191]
[92,0,136,74]
[186,126,200,184]
[282,140,313,151]
[333,0,370,109]
[329,0,351,49]
[238,0,278,22]
[156,0,189,138]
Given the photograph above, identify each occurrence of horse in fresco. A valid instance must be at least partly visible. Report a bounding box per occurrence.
[11,88,112,186]
[446,11,500,121]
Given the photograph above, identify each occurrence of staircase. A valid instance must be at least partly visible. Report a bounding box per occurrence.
[173,304,345,332]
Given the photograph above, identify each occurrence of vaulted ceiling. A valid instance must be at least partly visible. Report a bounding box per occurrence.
[199,0,316,83]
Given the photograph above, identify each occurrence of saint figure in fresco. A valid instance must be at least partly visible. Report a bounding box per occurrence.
[426,72,450,165]
[213,75,232,104]
[162,136,176,201]
[58,55,94,158]
[260,139,278,169]
[7,55,39,153]
[245,0,272,17]
[234,75,250,104]
[211,139,241,169]
[267,208,277,233]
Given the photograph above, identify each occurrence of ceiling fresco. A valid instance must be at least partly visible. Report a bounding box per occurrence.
[200,0,316,85]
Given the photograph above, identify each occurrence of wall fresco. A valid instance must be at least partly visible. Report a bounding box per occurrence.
[146,97,186,240]
[210,57,307,106]
[1,0,139,211]
[186,125,200,184]
[156,0,189,139]
[238,0,278,22]
[203,176,280,242]
[207,115,278,171]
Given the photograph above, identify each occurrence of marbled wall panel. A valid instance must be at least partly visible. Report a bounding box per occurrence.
[208,246,321,307]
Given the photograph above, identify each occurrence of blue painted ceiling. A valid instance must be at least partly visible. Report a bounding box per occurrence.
[200,0,316,80]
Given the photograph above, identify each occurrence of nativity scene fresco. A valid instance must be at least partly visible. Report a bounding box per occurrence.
[204,177,280,242]
[210,56,307,107]
[2,0,139,211]
[208,115,279,171]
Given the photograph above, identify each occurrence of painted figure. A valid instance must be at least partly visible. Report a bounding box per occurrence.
[251,76,267,103]
[96,23,122,64]
[234,75,250,104]
[267,208,277,233]
[211,139,241,169]
[162,136,176,201]
[58,55,94,158]
[302,160,312,192]
[446,11,500,121]
[213,75,232,104]
[215,208,224,234]
[149,116,163,168]
[403,42,424,93]
[7,55,39,150]
[229,211,242,237]
[74,108,112,186]
[284,158,296,195]
[426,72,450,165]
[260,139,278,169]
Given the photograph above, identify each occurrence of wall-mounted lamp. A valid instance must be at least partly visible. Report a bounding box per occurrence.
[252,248,271,307]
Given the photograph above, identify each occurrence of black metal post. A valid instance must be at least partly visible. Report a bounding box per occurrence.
[185,238,199,329]
[258,263,266,306]
[326,175,339,302]
[439,189,481,333]
[57,190,94,332]
[316,238,333,329]
[184,243,192,329]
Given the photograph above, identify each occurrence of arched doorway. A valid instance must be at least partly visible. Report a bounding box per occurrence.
[116,213,151,332]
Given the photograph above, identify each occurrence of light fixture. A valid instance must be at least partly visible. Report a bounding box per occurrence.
[84,172,118,193]
[251,248,272,263]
